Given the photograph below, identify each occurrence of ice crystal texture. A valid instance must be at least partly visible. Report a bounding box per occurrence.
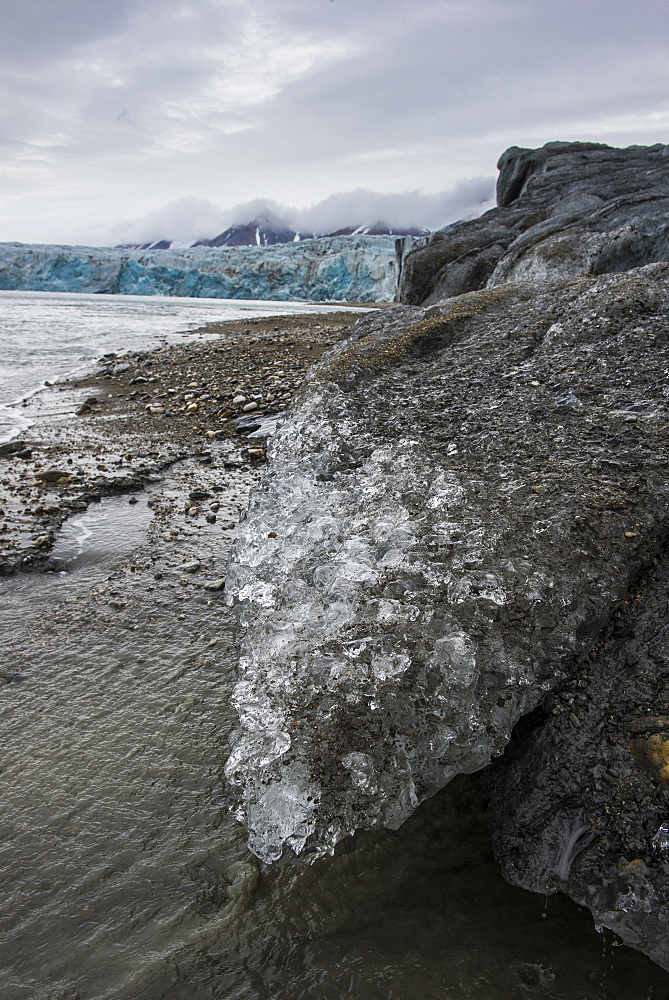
[0,237,399,302]
[225,271,669,863]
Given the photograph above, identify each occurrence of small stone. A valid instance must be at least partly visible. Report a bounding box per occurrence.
[0,440,25,456]
[34,535,51,547]
[247,447,266,460]
[202,578,226,591]
[187,403,198,412]
[35,469,68,483]
[75,403,91,415]
[181,560,201,573]
[206,514,217,524]
[624,531,638,538]
[112,363,130,375]
[128,496,139,505]
[629,734,669,782]
[243,401,258,412]
[233,395,247,405]
[189,490,210,501]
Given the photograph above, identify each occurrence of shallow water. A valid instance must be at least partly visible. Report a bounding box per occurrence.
[0,484,668,999]
[0,289,358,440]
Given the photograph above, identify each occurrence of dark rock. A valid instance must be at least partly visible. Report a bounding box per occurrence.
[189,490,211,501]
[45,557,69,573]
[75,403,91,415]
[484,545,669,973]
[35,469,68,483]
[0,440,25,455]
[224,252,669,975]
[398,141,669,306]
[234,415,263,435]
[225,262,669,869]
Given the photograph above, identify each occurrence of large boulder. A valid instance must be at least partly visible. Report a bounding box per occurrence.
[225,263,669,873]
[225,141,669,971]
[484,546,669,972]
[398,141,669,305]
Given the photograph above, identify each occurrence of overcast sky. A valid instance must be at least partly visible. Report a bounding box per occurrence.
[1,0,669,245]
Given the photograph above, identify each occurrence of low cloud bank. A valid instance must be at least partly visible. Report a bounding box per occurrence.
[90,176,495,246]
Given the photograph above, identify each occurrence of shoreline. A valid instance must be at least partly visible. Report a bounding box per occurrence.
[0,309,363,577]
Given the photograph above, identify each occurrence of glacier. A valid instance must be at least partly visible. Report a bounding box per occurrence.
[0,235,401,302]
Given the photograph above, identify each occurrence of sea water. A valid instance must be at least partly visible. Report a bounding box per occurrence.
[0,289,353,441]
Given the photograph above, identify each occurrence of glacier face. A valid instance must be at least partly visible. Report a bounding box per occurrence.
[224,269,669,863]
[0,237,399,302]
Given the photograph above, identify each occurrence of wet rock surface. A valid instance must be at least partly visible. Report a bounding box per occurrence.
[398,140,669,306]
[225,264,669,871]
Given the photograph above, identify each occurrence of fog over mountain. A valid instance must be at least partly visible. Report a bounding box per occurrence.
[87,177,495,248]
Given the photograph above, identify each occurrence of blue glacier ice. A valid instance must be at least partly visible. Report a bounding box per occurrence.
[0,236,401,302]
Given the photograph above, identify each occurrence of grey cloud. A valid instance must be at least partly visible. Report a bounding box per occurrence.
[0,0,136,63]
[1,0,668,244]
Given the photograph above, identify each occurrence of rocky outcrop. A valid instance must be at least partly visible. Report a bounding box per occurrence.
[225,142,669,971]
[397,141,669,305]
[0,235,399,302]
[226,263,669,852]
